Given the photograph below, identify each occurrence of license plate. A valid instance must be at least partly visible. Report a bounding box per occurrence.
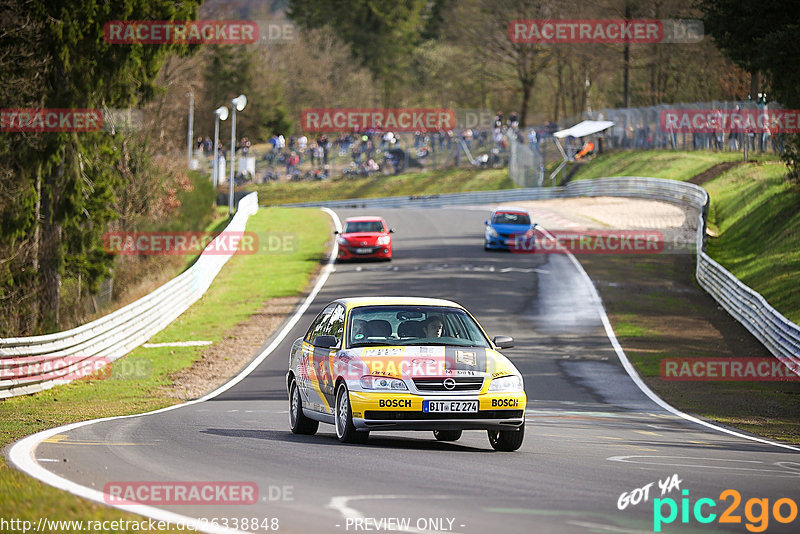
[423,400,478,413]
[355,248,372,254]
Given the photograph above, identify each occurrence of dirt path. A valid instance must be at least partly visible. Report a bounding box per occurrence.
[688,160,742,185]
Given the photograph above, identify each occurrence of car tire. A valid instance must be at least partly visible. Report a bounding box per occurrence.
[487,422,524,451]
[289,380,318,435]
[433,430,462,441]
[335,383,369,444]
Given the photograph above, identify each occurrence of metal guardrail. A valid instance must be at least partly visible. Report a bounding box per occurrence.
[0,193,260,398]
[284,177,799,371]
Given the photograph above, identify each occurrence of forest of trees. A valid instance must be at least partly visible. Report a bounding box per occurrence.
[0,0,797,335]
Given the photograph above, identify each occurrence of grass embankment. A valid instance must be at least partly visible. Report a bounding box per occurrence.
[567,149,746,181]
[246,166,513,206]
[0,207,330,532]
[704,163,800,324]
[570,150,800,443]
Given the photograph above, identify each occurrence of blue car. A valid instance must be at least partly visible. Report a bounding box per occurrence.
[484,208,536,251]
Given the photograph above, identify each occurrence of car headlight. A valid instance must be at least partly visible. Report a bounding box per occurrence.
[377,235,390,245]
[337,237,348,246]
[488,375,523,392]
[486,226,499,238]
[360,375,408,390]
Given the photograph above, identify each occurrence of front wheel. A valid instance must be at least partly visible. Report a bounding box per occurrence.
[335,384,369,444]
[488,422,524,451]
[433,430,462,441]
[289,380,318,435]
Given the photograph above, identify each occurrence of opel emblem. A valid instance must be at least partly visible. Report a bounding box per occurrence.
[360,241,367,246]
[443,378,456,390]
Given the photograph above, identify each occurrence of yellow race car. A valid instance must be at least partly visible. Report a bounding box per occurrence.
[286,297,526,451]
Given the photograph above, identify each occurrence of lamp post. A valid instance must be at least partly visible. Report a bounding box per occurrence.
[187,91,194,166]
[229,94,247,216]
[213,106,229,187]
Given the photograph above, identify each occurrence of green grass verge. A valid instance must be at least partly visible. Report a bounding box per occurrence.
[0,207,330,532]
[247,167,514,206]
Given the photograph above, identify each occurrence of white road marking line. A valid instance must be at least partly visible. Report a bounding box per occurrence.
[37,458,62,463]
[8,208,344,534]
[537,225,800,453]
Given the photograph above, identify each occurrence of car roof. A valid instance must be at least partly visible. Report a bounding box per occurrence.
[344,216,385,222]
[329,297,465,310]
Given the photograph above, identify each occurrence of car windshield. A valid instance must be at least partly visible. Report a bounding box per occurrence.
[344,221,385,233]
[492,212,531,225]
[348,305,490,348]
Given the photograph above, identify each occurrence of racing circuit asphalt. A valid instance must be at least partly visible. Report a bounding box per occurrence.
[20,207,800,533]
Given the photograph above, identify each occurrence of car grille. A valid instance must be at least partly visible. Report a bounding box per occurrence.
[413,377,484,392]
[364,410,523,420]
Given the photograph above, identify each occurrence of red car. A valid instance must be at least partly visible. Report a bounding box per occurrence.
[335,216,394,261]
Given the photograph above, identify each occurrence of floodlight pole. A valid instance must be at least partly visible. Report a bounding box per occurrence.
[228,95,248,216]
[187,91,194,166]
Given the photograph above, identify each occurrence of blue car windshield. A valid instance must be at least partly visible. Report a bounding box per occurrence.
[492,212,530,225]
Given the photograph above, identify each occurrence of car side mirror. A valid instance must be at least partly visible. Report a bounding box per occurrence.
[313,335,339,349]
[493,335,514,349]
[334,230,340,235]
[484,220,489,225]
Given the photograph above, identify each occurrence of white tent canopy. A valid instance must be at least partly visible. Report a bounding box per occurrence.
[548,120,615,185]
[553,120,615,139]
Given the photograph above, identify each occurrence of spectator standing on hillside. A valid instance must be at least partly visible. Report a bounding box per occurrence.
[297,134,308,163]
[527,128,538,151]
[494,111,504,129]
[462,128,473,149]
[318,134,330,165]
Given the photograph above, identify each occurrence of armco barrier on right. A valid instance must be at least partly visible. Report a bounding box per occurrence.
[284,177,799,373]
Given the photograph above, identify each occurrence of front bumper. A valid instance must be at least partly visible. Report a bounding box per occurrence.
[349,390,526,431]
[337,245,392,260]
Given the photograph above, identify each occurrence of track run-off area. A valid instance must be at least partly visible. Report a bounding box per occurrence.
[9,203,800,534]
